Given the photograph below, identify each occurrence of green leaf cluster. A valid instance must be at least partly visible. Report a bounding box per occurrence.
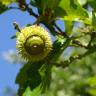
[16,62,52,96]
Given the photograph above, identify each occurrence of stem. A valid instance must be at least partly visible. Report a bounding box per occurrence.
[54,23,63,33]
[54,22,68,38]
[25,4,38,18]
[13,22,21,32]
[72,40,88,49]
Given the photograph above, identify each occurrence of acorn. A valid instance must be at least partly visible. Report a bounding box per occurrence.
[16,25,52,62]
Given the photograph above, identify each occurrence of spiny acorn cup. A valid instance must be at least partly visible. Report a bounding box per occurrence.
[16,25,52,62]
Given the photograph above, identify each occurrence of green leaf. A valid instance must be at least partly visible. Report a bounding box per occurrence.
[49,39,63,61]
[30,0,42,8]
[77,0,87,6]
[42,0,61,9]
[64,21,73,34]
[88,0,96,12]
[0,2,8,14]
[31,0,61,9]
[23,85,42,96]
[0,0,16,5]
[59,0,88,20]
[87,75,96,86]
[16,61,52,96]
[16,62,42,96]
[59,0,71,14]
[39,63,52,93]
[54,7,67,17]
[51,38,71,61]
[88,88,96,96]
[92,11,96,29]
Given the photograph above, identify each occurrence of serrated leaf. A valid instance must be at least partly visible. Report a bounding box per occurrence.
[16,61,52,96]
[23,85,42,96]
[16,62,42,96]
[59,0,88,20]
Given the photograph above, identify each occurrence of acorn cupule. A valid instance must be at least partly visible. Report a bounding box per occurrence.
[16,25,52,62]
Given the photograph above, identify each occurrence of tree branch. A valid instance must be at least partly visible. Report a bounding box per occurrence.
[53,22,68,38]
[25,4,38,18]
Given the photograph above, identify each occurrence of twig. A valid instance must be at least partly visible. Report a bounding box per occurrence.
[13,22,21,32]
[25,4,38,18]
[51,61,69,68]
[54,22,68,38]
[69,45,96,64]
[17,0,38,18]
[42,22,59,36]
[72,40,88,49]
[52,45,96,68]
[54,23,63,33]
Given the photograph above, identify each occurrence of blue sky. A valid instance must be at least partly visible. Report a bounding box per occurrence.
[0,8,36,96]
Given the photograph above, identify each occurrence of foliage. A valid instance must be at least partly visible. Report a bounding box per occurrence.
[1,0,96,96]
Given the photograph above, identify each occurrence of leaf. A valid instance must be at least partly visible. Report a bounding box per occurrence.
[0,0,16,5]
[30,0,61,9]
[77,0,87,6]
[16,61,52,96]
[64,21,73,34]
[30,0,42,8]
[23,85,42,96]
[0,2,8,14]
[88,0,96,12]
[16,62,42,96]
[30,0,63,17]
[87,75,96,87]
[59,0,88,20]
[92,11,96,30]
[42,0,61,9]
[59,0,71,14]
[54,7,67,17]
[39,63,52,93]
[87,76,96,96]
[50,38,71,61]
[88,88,96,96]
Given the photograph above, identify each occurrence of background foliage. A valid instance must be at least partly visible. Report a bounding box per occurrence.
[1,0,96,96]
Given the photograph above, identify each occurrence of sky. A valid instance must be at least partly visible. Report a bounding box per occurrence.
[0,8,36,96]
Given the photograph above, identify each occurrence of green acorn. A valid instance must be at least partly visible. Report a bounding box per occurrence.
[16,25,52,62]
